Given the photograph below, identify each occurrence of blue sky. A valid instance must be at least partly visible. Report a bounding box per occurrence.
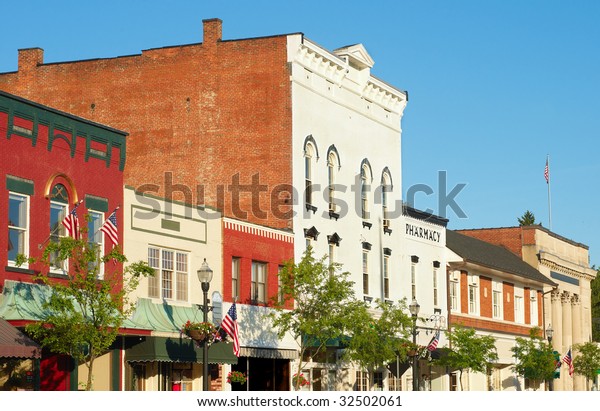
[2,1,599,266]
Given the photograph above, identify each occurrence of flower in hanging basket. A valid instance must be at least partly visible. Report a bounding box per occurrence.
[227,371,247,385]
[292,372,310,387]
[182,320,217,343]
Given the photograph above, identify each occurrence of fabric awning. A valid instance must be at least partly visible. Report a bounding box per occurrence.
[125,336,237,364]
[0,318,41,359]
[238,347,298,359]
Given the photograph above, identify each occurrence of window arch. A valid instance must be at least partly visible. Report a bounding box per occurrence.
[304,142,316,207]
[50,183,70,272]
[381,169,393,231]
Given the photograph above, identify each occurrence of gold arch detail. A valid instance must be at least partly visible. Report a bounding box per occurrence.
[43,173,79,204]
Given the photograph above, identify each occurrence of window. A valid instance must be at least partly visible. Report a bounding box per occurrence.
[251,261,267,303]
[411,262,417,301]
[327,152,338,213]
[388,373,401,391]
[88,210,104,279]
[305,144,314,206]
[450,271,460,311]
[514,294,524,324]
[433,266,439,306]
[147,247,189,301]
[277,265,285,304]
[355,370,369,391]
[362,250,369,295]
[360,164,370,220]
[50,184,69,272]
[329,244,335,271]
[381,171,392,230]
[492,281,503,319]
[529,291,538,326]
[468,274,479,315]
[383,255,390,299]
[373,371,383,391]
[8,193,29,265]
[231,257,241,301]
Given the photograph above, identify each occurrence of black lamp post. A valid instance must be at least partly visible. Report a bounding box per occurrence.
[546,324,554,392]
[197,258,213,391]
[409,299,420,391]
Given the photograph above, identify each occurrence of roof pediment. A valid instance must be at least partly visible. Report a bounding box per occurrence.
[333,43,374,70]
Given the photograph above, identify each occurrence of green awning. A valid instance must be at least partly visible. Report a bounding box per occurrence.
[125,336,237,364]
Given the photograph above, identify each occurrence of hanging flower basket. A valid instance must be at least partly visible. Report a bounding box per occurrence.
[182,321,217,343]
[292,372,310,388]
[227,371,247,385]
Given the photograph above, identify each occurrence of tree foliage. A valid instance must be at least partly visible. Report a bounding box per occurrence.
[591,269,600,342]
[344,299,413,370]
[433,325,498,390]
[17,218,153,390]
[518,210,537,226]
[573,341,600,388]
[270,247,365,390]
[510,327,555,390]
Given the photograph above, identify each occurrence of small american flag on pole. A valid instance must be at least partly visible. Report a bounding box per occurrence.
[426,330,440,352]
[100,209,119,245]
[562,347,574,376]
[221,303,240,357]
[544,158,549,184]
[62,201,82,240]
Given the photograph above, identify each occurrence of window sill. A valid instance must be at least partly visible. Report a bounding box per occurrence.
[384,227,393,235]
[5,265,36,275]
[328,210,340,220]
[362,221,372,229]
[363,296,373,303]
[305,204,317,214]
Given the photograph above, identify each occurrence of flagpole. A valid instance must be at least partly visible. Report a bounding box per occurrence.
[93,205,120,238]
[546,155,552,230]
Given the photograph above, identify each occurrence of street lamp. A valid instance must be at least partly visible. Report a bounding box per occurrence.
[197,258,213,391]
[409,299,420,391]
[546,324,554,392]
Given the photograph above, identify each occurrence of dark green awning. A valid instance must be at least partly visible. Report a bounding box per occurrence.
[125,336,237,364]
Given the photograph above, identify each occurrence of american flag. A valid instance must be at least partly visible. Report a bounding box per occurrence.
[221,303,240,357]
[100,210,118,245]
[62,201,81,240]
[544,158,549,183]
[562,347,574,376]
[426,330,440,352]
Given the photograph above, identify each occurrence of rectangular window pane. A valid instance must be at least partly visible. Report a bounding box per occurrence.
[383,256,389,299]
[433,268,438,306]
[49,202,67,271]
[148,248,159,298]
[362,251,369,295]
[8,193,28,262]
[252,261,267,303]
[176,252,188,301]
[162,270,173,299]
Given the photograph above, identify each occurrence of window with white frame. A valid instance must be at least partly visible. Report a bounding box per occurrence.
[411,259,418,301]
[360,164,370,220]
[450,271,460,311]
[327,152,338,213]
[492,281,503,319]
[305,143,315,206]
[147,247,189,301]
[329,243,335,272]
[87,210,104,279]
[355,370,369,391]
[433,264,439,307]
[8,192,29,265]
[381,172,391,229]
[468,274,479,315]
[231,257,241,301]
[49,184,69,272]
[529,291,538,326]
[514,293,524,324]
[251,261,267,303]
[362,250,369,295]
[383,255,390,299]
[278,265,285,304]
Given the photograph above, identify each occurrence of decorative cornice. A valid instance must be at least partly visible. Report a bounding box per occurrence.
[538,252,596,281]
[223,218,293,243]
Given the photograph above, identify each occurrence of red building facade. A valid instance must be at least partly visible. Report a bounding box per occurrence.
[0,91,127,390]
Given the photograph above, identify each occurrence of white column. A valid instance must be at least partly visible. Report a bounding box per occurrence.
[551,290,563,390]
[561,291,573,391]
[572,295,585,390]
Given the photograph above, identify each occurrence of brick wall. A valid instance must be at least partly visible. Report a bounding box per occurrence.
[0,19,294,230]
[457,227,523,257]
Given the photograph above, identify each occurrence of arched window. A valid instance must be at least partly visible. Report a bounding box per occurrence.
[50,184,69,272]
[381,170,393,231]
[305,143,315,207]
[328,152,338,213]
[360,160,372,221]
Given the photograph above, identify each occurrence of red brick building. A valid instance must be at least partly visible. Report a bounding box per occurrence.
[0,90,127,390]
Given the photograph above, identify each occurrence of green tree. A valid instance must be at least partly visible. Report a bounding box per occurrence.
[433,325,498,390]
[270,247,365,390]
[573,342,600,389]
[518,210,537,226]
[511,327,555,390]
[344,299,413,371]
[591,269,600,342]
[18,218,152,390]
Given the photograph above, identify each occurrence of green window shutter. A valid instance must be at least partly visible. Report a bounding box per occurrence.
[85,195,109,212]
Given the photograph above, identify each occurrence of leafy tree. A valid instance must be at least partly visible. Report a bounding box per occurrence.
[344,299,413,371]
[511,327,555,390]
[573,342,600,389]
[270,247,365,390]
[17,217,153,390]
[433,325,498,390]
[518,210,537,226]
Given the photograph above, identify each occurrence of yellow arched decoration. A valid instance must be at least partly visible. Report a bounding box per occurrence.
[44,173,79,204]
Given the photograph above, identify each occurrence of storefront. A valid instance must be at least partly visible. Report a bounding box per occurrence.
[0,318,41,390]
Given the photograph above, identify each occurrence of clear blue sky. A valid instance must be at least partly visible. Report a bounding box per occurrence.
[2,1,599,266]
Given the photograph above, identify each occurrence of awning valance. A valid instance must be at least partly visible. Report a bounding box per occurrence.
[0,318,41,359]
[239,347,298,360]
[125,336,237,364]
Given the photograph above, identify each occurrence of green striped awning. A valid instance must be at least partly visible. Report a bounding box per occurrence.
[125,336,237,364]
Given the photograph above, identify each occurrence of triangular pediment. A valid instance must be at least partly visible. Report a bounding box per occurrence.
[333,43,374,70]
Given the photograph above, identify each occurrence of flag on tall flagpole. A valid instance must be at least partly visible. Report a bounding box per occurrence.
[562,347,574,376]
[100,209,119,245]
[544,157,550,183]
[545,155,552,230]
[62,200,82,240]
[221,303,240,357]
[426,330,440,352]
